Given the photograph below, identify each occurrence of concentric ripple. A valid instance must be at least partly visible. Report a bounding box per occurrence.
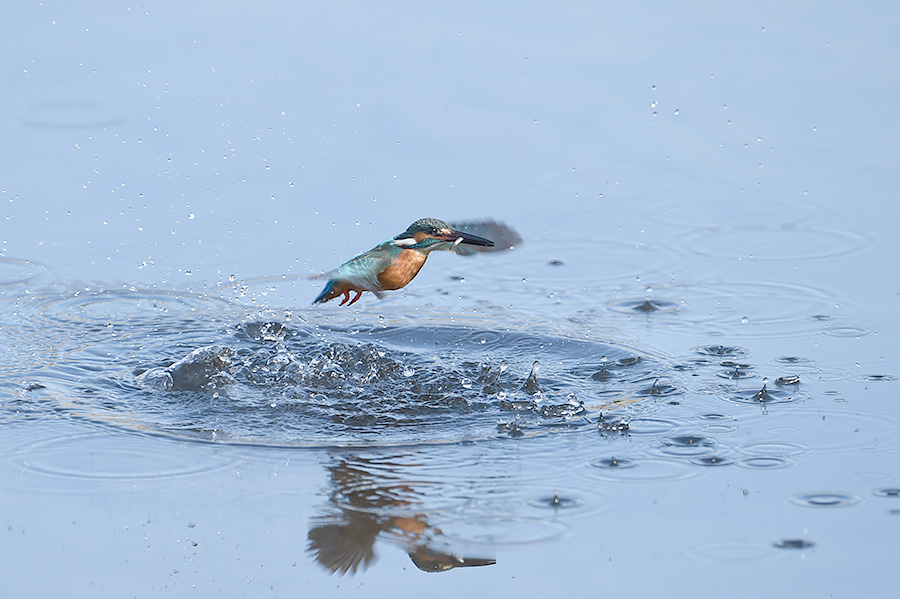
[0,257,47,287]
[677,225,871,261]
[788,492,860,508]
[1,427,234,495]
[22,286,236,328]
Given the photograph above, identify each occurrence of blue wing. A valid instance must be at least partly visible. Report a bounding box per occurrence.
[321,242,396,291]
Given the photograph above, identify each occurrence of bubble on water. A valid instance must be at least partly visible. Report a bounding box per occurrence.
[608,298,680,314]
[717,363,756,380]
[528,492,581,510]
[589,456,637,469]
[691,455,733,467]
[636,379,679,397]
[727,381,801,406]
[659,435,717,457]
[695,345,748,357]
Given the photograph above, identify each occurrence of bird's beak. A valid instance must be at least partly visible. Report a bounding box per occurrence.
[436,229,494,248]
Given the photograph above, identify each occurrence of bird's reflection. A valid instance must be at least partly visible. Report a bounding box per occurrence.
[308,454,496,575]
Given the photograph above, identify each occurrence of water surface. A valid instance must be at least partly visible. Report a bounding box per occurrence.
[2,2,899,597]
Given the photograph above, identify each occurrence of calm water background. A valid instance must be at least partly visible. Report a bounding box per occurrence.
[2,1,899,597]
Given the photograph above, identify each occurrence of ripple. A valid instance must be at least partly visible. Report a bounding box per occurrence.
[775,356,814,366]
[4,430,233,494]
[659,435,717,457]
[639,279,838,339]
[686,541,783,563]
[700,423,738,434]
[634,380,680,397]
[678,225,870,261]
[492,240,676,290]
[645,192,818,228]
[622,418,681,435]
[607,298,682,315]
[716,363,757,380]
[782,404,900,454]
[726,383,801,406]
[738,456,795,469]
[589,457,639,470]
[527,493,582,509]
[696,412,734,421]
[586,457,701,483]
[821,326,872,338]
[467,330,504,346]
[873,488,900,498]
[695,345,749,358]
[788,492,860,508]
[0,257,47,286]
[331,479,470,515]
[18,101,127,129]
[691,455,733,467]
[439,516,568,546]
[737,441,809,457]
[24,286,235,328]
[523,488,612,516]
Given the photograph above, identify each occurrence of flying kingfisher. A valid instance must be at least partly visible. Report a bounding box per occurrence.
[313,218,495,306]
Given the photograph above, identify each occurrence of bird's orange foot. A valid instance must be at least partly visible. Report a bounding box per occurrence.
[339,290,351,306]
[347,291,363,306]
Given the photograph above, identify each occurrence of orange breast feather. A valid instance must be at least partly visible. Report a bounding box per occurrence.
[377,250,428,291]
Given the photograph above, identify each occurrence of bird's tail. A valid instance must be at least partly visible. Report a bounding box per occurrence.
[312,279,336,304]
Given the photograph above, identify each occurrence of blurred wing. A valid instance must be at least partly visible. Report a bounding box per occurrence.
[322,243,395,290]
[451,220,522,256]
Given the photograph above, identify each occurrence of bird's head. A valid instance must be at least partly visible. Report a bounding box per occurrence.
[392,218,494,252]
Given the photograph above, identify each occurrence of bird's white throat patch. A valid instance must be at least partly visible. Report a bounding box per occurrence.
[393,238,417,247]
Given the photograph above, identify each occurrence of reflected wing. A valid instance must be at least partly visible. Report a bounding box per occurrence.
[308,517,379,575]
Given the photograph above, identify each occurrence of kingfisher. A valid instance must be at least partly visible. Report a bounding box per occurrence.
[313,218,495,306]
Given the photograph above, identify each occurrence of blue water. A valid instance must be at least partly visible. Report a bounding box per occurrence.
[2,2,899,597]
